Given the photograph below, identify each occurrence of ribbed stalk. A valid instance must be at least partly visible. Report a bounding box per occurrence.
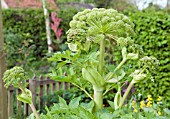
[119,81,134,107]
[114,59,126,72]
[98,39,105,75]
[93,85,104,112]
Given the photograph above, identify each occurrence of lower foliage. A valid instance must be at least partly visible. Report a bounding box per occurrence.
[34,96,170,119]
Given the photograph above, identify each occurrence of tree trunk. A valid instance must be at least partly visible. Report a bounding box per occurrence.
[1,0,8,9]
[42,0,53,53]
[0,0,8,118]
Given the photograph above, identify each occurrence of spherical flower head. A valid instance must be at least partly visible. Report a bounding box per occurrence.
[67,8,135,51]
[139,56,159,72]
[128,44,144,55]
[2,66,27,88]
[116,37,134,47]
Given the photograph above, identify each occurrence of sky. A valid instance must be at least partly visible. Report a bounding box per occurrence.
[133,0,168,10]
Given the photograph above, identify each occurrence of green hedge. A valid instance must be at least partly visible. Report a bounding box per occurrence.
[127,10,170,103]
[3,9,46,69]
[2,8,78,74]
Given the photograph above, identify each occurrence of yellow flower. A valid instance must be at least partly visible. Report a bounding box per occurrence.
[140,100,145,109]
[146,101,152,107]
[134,108,138,112]
[158,111,161,115]
[157,96,162,101]
[147,95,152,101]
[132,100,136,107]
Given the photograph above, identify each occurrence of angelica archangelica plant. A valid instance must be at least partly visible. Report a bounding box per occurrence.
[2,66,40,119]
[66,8,135,112]
[49,8,159,112]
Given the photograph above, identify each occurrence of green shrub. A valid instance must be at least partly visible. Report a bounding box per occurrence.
[120,9,170,104]
[3,9,47,68]
[2,8,79,76]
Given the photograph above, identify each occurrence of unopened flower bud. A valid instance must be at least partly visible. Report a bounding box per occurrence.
[127,53,138,60]
[68,43,77,52]
[130,70,146,83]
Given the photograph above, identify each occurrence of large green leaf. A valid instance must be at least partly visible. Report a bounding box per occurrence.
[69,97,81,108]
[17,88,32,104]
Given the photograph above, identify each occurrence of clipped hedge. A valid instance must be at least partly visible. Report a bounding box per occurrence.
[127,10,170,103]
[2,8,78,70]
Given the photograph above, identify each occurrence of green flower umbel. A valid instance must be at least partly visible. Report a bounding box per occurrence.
[2,66,27,88]
[67,8,135,51]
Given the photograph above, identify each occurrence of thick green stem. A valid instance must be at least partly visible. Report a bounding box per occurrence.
[98,39,105,75]
[114,59,126,72]
[119,81,134,107]
[93,85,104,112]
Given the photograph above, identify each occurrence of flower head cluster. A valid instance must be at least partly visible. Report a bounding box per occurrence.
[116,37,134,48]
[138,56,159,72]
[2,66,27,88]
[67,8,135,50]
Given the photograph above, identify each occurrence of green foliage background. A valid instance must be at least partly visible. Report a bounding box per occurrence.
[3,9,46,68]
[2,8,78,76]
[124,9,170,103]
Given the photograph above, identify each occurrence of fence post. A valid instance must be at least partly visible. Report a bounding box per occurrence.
[39,76,44,111]
[0,1,8,118]
[46,77,50,94]
[24,80,29,116]
[8,90,14,118]
[17,89,22,117]
[52,80,56,93]
[29,76,37,115]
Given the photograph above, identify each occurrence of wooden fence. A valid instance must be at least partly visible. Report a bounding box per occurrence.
[7,76,70,117]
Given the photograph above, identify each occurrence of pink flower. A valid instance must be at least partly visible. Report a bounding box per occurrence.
[56,28,62,39]
[50,12,62,39]
[51,12,57,22]
[51,23,57,32]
